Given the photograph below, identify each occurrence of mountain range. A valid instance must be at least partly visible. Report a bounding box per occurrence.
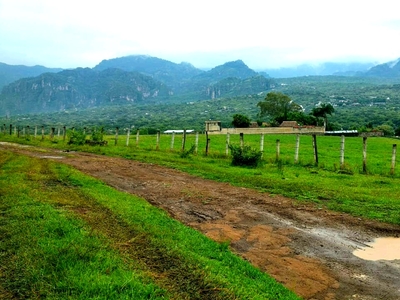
[1,55,400,116]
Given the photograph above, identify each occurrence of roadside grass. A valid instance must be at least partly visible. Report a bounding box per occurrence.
[0,150,300,300]
[2,133,400,226]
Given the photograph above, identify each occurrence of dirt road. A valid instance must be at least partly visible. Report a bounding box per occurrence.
[2,142,400,300]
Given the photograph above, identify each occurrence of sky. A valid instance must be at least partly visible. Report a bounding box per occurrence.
[1,0,400,70]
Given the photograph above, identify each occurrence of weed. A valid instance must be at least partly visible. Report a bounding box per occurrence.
[180,144,196,158]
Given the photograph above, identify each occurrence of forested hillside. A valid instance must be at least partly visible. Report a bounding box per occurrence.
[1,55,400,133]
[0,68,171,115]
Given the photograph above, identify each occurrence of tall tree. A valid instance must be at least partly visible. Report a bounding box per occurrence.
[257,92,302,123]
[231,114,251,128]
[311,103,335,129]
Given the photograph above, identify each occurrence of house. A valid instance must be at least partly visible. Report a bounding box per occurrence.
[280,121,299,127]
[205,121,222,132]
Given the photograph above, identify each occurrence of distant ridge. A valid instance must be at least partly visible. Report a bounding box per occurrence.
[363,58,400,77]
[0,62,62,89]
[94,55,204,89]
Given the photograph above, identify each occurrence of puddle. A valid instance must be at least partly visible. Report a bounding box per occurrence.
[353,237,400,261]
[39,155,64,159]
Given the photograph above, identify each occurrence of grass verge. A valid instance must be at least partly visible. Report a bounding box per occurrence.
[0,150,299,299]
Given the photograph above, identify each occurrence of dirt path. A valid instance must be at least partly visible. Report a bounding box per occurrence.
[2,142,400,300]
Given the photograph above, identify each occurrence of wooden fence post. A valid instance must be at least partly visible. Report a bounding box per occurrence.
[340,135,345,169]
[9,124,12,135]
[26,126,30,138]
[17,126,20,138]
[57,127,60,138]
[294,134,300,164]
[136,129,140,146]
[312,134,318,166]
[50,127,55,140]
[260,133,265,158]
[205,131,210,156]
[226,133,230,156]
[34,126,37,139]
[363,137,367,173]
[126,128,130,146]
[276,139,280,161]
[114,127,119,145]
[181,129,186,151]
[391,144,397,175]
[156,130,161,150]
[170,132,175,150]
[240,133,244,149]
[41,126,45,141]
[63,126,66,141]
[195,131,199,154]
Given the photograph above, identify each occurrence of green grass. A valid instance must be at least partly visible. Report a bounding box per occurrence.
[2,132,400,226]
[0,150,299,299]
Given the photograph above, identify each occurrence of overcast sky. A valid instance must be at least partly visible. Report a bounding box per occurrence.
[1,0,400,70]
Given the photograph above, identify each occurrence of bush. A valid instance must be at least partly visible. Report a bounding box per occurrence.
[67,129,86,145]
[229,144,263,167]
[91,127,104,142]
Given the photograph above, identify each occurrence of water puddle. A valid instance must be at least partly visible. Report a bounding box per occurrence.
[353,237,400,261]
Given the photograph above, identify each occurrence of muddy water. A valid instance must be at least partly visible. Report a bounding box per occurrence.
[353,237,400,261]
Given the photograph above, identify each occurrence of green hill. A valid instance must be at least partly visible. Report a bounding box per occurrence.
[0,68,171,115]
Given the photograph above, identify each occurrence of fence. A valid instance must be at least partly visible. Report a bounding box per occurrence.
[1,124,399,176]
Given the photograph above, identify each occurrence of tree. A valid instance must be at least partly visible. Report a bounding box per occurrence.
[311,103,335,129]
[376,124,395,136]
[232,114,251,128]
[257,92,302,123]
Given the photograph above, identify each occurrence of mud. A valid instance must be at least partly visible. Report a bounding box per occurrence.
[2,142,400,300]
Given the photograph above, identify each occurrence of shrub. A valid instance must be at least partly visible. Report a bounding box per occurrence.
[67,129,86,145]
[229,144,263,167]
[90,127,104,142]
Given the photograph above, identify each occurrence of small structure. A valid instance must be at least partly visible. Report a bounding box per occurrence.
[163,129,195,134]
[205,120,325,135]
[205,121,222,132]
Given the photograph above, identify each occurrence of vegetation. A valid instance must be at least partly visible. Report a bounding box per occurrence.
[231,113,251,128]
[2,133,400,226]
[0,150,299,299]
[229,144,263,167]
[67,128,86,145]
[311,103,335,129]
[257,92,303,122]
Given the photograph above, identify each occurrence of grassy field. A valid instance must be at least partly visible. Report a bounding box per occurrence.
[0,149,300,299]
[2,131,400,226]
